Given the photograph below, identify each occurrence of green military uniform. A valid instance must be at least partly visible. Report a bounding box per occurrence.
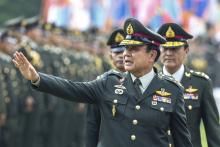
[86,28,126,147]
[182,68,220,147]
[157,23,220,147]
[30,18,192,147]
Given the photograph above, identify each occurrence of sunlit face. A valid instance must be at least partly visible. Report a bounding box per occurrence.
[110,51,125,72]
[123,45,157,77]
[160,45,188,73]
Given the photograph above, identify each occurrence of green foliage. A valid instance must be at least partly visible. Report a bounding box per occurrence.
[0,0,42,26]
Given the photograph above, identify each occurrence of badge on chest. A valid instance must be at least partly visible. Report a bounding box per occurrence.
[184,86,198,100]
[152,88,172,105]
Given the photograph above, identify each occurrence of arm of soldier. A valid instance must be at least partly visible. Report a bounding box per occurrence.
[31,71,105,103]
[13,51,104,103]
[201,80,220,147]
[85,104,101,147]
[170,91,193,147]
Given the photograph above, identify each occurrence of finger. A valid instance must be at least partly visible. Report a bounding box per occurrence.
[17,52,25,63]
[12,59,19,68]
[13,51,18,59]
[20,52,30,65]
[16,52,26,66]
[14,53,21,64]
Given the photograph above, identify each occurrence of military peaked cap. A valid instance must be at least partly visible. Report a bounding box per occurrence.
[120,18,166,47]
[107,29,126,52]
[157,23,193,47]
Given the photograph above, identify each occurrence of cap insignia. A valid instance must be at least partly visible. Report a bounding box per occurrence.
[115,32,124,43]
[127,23,134,35]
[166,26,175,38]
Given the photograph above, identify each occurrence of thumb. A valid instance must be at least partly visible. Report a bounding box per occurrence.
[29,66,39,81]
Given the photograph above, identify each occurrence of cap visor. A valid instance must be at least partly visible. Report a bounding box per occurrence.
[120,39,144,46]
[162,41,185,47]
[111,47,125,53]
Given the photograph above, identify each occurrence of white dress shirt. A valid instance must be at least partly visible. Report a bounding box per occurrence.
[131,69,155,93]
[163,64,184,82]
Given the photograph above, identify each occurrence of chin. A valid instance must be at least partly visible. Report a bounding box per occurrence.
[124,66,133,72]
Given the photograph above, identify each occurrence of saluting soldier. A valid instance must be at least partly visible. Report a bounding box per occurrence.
[157,23,220,147]
[86,28,126,147]
[13,18,192,147]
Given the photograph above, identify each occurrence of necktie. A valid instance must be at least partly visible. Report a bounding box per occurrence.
[134,78,142,99]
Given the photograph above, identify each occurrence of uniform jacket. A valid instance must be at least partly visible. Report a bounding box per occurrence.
[180,67,220,147]
[32,71,193,147]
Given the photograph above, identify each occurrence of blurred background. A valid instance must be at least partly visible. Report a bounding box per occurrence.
[1,0,220,147]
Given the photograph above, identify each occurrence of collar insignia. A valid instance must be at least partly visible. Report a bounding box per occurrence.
[185,72,191,77]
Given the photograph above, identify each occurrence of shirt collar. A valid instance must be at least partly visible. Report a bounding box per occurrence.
[163,64,184,82]
[131,68,155,90]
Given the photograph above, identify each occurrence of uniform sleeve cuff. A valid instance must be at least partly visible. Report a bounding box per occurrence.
[31,76,40,86]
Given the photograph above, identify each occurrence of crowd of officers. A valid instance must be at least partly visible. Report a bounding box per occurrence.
[0,16,112,147]
[1,15,220,147]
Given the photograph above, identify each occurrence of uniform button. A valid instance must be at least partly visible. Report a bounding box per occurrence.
[188,105,192,110]
[160,107,164,111]
[169,143,172,147]
[135,105,140,110]
[113,99,118,103]
[167,129,171,135]
[131,135,136,141]
[132,120,138,125]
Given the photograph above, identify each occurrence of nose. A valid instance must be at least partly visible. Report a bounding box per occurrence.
[123,48,130,58]
[165,49,173,55]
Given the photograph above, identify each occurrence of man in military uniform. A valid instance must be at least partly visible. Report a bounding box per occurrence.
[13,18,192,147]
[86,28,126,147]
[157,23,220,147]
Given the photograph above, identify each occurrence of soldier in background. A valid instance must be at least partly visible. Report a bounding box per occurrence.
[157,23,220,147]
[86,28,126,147]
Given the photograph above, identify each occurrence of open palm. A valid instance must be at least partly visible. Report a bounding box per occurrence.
[12,51,39,82]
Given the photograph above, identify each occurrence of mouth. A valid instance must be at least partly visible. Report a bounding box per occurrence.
[164,58,174,62]
[116,60,124,65]
[124,59,133,66]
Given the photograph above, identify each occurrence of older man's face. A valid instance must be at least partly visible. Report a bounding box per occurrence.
[123,45,157,77]
[160,46,188,73]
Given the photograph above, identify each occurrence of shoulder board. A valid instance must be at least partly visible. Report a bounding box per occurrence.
[158,72,184,90]
[96,69,123,80]
[189,70,210,80]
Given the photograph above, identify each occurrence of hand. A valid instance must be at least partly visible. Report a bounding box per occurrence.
[12,51,39,82]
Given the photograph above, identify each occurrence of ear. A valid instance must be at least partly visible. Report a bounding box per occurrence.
[185,47,189,54]
[150,50,157,62]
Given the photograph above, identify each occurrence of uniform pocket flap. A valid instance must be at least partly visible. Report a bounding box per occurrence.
[151,103,173,112]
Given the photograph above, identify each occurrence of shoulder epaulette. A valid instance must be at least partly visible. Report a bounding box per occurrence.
[158,72,184,90]
[189,70,210,80]
[96,69,123,80]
